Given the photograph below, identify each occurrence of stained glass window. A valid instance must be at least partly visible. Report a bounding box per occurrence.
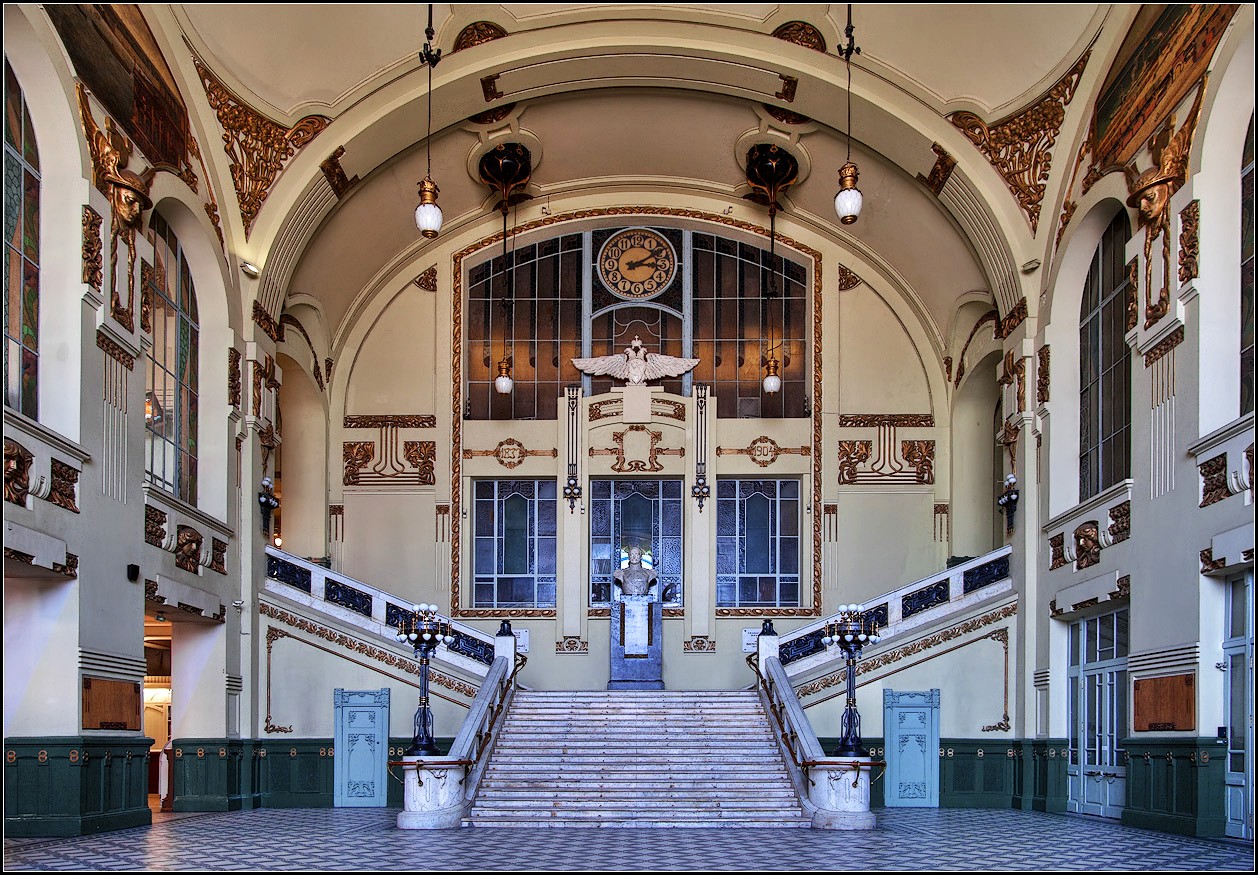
[472,480,557,608]
[1079,213,1131,500]
[588,479,683,607]
[4,59,40,419]
[145,212,199,504]
[715,479,800,607]
[1241,116,1254,416]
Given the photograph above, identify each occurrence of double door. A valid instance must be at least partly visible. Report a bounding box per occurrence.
[1067,610,1127,819]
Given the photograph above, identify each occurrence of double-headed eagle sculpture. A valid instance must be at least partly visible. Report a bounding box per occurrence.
[572,336,698,384]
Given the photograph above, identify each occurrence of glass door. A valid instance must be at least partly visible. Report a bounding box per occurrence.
[1224,574,1254,839]
[588,479,683,607]
[1067,609,1129,818]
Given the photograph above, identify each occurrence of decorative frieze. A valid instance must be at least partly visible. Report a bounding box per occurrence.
[4,439,33,506]
[228,348,242,409]
[319,145,359,200]
[838,414,934,428]
[174,525,203,574]
[414,266,438,292]
[1049,533,1066,570]
[82,206,103,290]
[589,424,684,473]
[715,436,810,468]
[901,440,936,484]
[402,441,437,484]
[682,636,717,653]
[555,637,589,654]
[1198,454,1229,507]
[947,51,1088,233]
[209,538,227,575]
[95,329,135,371]
[1178,199,1199,285]
[917,143,957,196]
[837,440,872,485]
[836,416,934,485]
[342,442,375,486]
[1074,522,1101,570]
[192,58,330,235]
[343,415,436,429]
[1037,346,1050,405]
[1108,501,1131,543]
[1143,326,1184,368]
[145,506,167,547]
[48,459,79,513]
[463,438,557,470]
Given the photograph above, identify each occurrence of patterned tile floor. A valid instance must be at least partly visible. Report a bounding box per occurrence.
[3,807,1253,872]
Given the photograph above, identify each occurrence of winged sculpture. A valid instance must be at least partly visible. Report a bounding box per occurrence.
[572,336,699,385]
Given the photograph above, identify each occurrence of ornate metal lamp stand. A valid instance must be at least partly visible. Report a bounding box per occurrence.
[394,603,455,756]
[822,604,881,756]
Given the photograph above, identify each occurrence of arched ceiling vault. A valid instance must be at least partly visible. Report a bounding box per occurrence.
[136,4,1120,350]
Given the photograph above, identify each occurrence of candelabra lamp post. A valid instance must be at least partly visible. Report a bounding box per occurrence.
[394,603,455,756]
[822,604,881,757]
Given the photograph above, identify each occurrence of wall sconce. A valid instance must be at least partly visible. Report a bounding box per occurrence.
[258,476,280,536]
[997,474,1019,534]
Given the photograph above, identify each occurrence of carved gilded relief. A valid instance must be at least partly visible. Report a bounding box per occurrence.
[1178,200,1199,286]
[96,330,135,371]
[716,436,810,468]
[556,637,588,654]
[228,348,242,409]
[1000,350,1027,412]
[901,441,936,484]
[341,416,437,487]
[174,525,203,574]
[917,143,957,195]
[192,59,330,235]
[837,416,934,484]
[1108,501,1131,543]
[452,21,508,52]
[1143,326,1184,368]
[402,441,437,485]
[210,538,227,575]
[1199,454,1228,507]
[279,315,324,391]
[253,301,283,344]
[3,440,33,506]
[342,442,375,486]
[948,51,1089,233]
[319,145,359,199]
[835,264,861,291]
[1074,522,1101,570]
[682,636,718,653]
[48,460,79,514]
[772,21,827,52]
[414,266,438,292]
[837,440,872,485]
[139,261,154,334]
[145,506,167,547]
[996,298,1028,340]
[82,206,103,290]
[463,438,557,469]
[589,424,684,473]
[1036,346,1050,405]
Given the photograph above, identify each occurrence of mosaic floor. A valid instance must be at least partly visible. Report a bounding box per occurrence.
[4,807,1253,872]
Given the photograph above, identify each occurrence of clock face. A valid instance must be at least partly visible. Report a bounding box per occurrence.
[598,228,677,300]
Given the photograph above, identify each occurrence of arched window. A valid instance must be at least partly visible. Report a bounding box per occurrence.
[4,59,40,419]
[144,212,199,504]
[1079,212,1132,500]
[1241,116,1254,416]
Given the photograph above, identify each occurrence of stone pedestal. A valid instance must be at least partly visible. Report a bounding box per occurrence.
[809,758,878,830]
[608,595,663,690]
[396,758,465,829]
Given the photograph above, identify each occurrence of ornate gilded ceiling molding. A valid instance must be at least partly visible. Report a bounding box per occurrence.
[253,300,283,343]
[192,58,331,236]
[279,314,324,391]
[996,298,1028,339]
[916,143,957,196]
[954,310,998,386]
[319,145,359,200]
[463,438,557,469]
[1143,326,1184,368]
[682,636,717,653]
[716,436,810,468]
[1178,199,1200,286]
[1036,345,1050,405]
[96,329,135,371]
[589,424,684,473]
[555,636,588,654]
[82,206,103,290]
[1199,454,1228,507]
[452,21,507,52]
[835,264,861,291]
[414,266,438,292]
[772,21,827,52]
[4,440,33,506]
[947,50,1089,234]
[344,414,436,429]
[228,348,242,409]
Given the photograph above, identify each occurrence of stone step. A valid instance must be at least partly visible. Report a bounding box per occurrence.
[463,811,811,827]
[474,778,796,791]
[471,798,801,811]
[475,789,800,802]
[492,738,776,749]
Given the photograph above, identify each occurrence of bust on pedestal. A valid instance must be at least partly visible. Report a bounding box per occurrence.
[608,546,665,690]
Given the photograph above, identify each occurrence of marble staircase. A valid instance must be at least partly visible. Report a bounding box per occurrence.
[464,689,811,827]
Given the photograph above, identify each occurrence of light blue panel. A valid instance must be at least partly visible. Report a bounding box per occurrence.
[884,689,940,807]
[332,689,390,808]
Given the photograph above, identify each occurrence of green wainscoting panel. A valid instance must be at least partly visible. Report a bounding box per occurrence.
[1122,737,1228,837]
[249,738,450,809]
[170,739,258,812]
[1011,739,1069,812]
[3,736,153,836]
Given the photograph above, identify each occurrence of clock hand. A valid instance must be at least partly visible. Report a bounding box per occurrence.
[624,256,660,271]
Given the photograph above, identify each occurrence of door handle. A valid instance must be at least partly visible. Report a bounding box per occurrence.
[1084,770,1101,777]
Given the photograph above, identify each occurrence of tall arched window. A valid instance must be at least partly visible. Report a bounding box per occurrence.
[145,212,199,504]
[1241,116,1254,416]
[4,59,40,419]
[1079,212,1132,500]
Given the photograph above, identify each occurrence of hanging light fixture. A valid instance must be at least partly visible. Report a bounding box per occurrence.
[479,144,533,395]
[834,4,863,226]
[744,144,798,396]
[414,5,443,238]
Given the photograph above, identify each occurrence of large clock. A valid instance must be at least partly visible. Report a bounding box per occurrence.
[597,228,677,300]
